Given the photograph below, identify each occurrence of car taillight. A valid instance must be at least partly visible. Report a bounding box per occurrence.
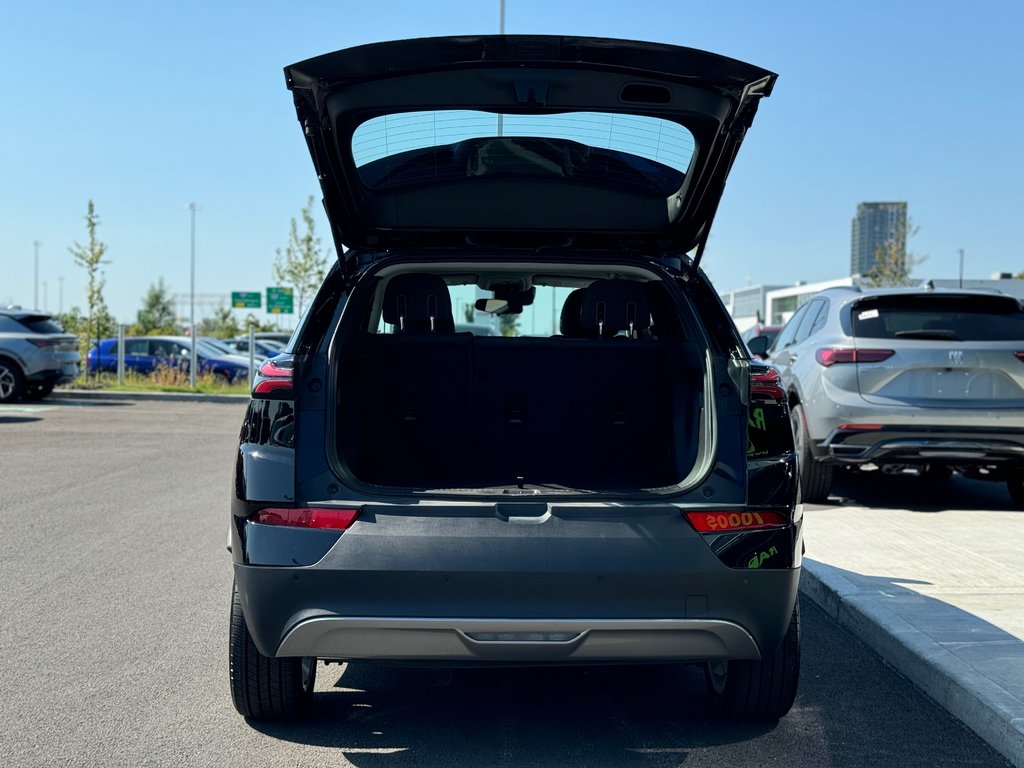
[837,423,883,430]
[28,338,57,348]
[815,348,894,366]
[1015,352,1024,363]
[684,510,788,533]
[252,358,293,395]
[750,366,785,402]
[252,507,360,530]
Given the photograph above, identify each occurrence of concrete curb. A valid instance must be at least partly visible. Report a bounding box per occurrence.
[52,388,251,404]
[801,559,1024,768]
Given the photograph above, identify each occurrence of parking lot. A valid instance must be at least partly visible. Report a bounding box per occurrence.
[0,399,1014,767]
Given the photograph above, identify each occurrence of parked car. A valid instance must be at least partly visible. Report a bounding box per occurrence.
[229,35,801,722]
[250,331,293,347]
[0,307,79,402]
[757,286,1024,505]
[87,336,251,382]
[221,337,286,357]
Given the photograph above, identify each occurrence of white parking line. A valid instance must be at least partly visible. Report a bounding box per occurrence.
[0,405,54,413]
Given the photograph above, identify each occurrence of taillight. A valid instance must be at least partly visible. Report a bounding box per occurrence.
[252,507,360,530]
[750,366,785,402]
[837,423,883,430]
[28,338,57,348]
[252,358,293,395]
[1015,352,1024,363]
[684,510,788,533]
[815,348,894,366]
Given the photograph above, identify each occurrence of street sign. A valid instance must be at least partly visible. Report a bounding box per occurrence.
[231,291,261,309]
[266,287,294,314]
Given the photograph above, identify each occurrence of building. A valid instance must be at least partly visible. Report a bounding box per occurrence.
[718,284,786,333]
[851,202,907,277]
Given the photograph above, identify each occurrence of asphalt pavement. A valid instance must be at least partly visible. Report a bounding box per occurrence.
[0,397,1015,767]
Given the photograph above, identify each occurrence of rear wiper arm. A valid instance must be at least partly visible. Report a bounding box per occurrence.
[894,329,962,340]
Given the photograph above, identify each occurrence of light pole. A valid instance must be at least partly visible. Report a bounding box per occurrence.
[958,248,965,289]
[496,0,506,137]
[33,240,40,310]
[188,203,199,389]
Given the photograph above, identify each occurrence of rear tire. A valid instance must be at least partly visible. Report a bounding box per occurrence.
[229,582,316,719]
[1008,476,1024,510]
[706,598,801,721]
[791,403,833,503]
[23,382,55,401]
[0,358,25,403]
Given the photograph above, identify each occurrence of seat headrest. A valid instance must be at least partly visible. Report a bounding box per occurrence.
[382,274,455,333]
[559,288,591,337]
[579,280,651,338]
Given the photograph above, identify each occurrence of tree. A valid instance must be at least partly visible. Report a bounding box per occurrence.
[68,200,115,369]
[273,196,329,317]
[134,278,179,335]
[499,313,520,337]
[864,217,926,288]
[198,305,241,338]
[241,313,280,333]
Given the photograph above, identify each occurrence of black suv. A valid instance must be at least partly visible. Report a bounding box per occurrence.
[229,35,800,722]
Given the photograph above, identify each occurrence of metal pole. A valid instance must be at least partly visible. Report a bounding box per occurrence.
[189,203,198,389]
[42,281,48,313]
[958,248,964,289]
[248,326,256,385]
[33,240,40,310]
[496,0,505,137]
[117,324,126,385]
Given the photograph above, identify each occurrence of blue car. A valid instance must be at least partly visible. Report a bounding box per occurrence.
[87,336,251,382]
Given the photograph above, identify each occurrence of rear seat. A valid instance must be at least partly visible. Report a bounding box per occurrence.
[341,274,472,486]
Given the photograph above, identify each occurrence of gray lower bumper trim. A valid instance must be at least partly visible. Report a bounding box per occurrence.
[276,617,761,662]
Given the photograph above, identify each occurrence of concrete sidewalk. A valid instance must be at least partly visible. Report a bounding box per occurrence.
[52,388,250,404]
[800,492,1024,767]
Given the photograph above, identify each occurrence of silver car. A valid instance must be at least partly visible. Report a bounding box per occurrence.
[0,307,79,402]
[756,287,1024,505]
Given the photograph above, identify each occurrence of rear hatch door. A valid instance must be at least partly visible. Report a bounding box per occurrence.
[852,292,1024,409]
[284,35,775,256]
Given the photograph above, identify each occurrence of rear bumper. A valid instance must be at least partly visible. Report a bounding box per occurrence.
[276,616,761,662]
[821,425,1024,466]
[234,560,800,664]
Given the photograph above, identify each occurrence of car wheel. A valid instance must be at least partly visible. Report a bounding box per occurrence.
[0,358,25,403]
[23,382,55,401]
[790,403,833,504]
[706,598,801,721]
[229,582,316,719]
[1007,476,1024,510]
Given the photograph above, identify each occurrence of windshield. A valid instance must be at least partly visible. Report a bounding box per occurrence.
[196,340,234,358]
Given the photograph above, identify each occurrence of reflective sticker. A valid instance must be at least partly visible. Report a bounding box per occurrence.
[747,546,779,569]
[858,309,879,320]
[748,407,766,432]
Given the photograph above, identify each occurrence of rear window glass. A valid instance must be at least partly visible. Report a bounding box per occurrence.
[852,295,1024,341]
[18,316,64,334]
[351,110,694,195]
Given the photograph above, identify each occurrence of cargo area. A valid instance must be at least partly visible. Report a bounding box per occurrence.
[333,271,709,491]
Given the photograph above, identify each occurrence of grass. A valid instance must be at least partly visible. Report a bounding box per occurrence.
[65,366,250,395]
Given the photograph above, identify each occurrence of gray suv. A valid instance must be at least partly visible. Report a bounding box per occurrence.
[756,287,1024,505]
[0,308,79,402]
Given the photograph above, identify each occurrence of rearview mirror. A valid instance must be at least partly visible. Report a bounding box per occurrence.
[475,298,510,315]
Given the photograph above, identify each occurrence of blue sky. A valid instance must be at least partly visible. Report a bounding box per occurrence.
[2,1,1022,324]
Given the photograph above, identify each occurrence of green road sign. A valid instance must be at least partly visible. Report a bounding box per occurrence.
[266,287,294,314]
[231,291,261,309]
